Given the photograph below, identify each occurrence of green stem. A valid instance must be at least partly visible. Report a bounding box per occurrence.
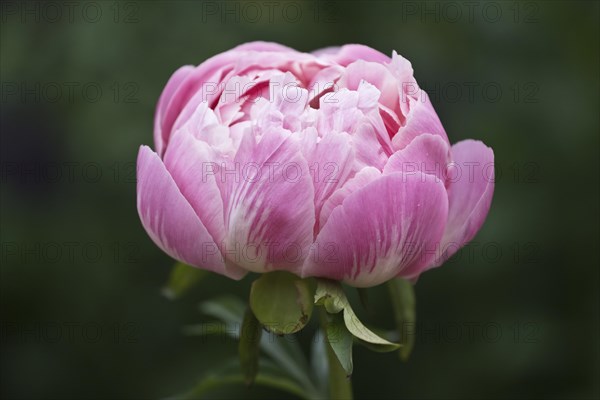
[321,310,353,400]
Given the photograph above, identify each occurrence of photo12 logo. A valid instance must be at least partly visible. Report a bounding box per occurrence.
[0,1,140,24]
[1,81,140,104]
[399,1,540,24]
[198,1,340,24]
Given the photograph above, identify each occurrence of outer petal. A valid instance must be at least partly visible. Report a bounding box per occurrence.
[136,146,246,279]
[319,166,381,228]
[163,120,228,246]
[384,133,451,183]
[154,65,194,155]
[220,129,316,274]
[303,172,448,287]
[434,140,495,266]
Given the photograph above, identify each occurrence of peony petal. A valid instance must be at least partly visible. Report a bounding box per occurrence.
[306,65,344,105]
[316,82,390,171]
[220,129,315,274]
[303,172,448,287]
[297,129,355,232]
[154,65,194,155]
[232,41,298,53]
[433,140,495,266]
[319,166,381,228]
[337,60,400,116]
[384,133,451,183]
[171,52,323,138]
[163,122,228,247]
[173,102,233,154]
[387,51,417,117]
[351,122,389,171]
[313,44,390,66]
[391,94,449,150]
[159,52,240,151]
[136,146,246,279]
[214,69,283,127]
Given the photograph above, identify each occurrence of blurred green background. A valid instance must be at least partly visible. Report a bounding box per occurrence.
[1,1,598,399]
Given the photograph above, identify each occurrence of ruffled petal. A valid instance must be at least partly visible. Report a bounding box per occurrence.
[337,60,400,116]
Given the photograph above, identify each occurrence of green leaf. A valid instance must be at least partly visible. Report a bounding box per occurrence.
[259,332,319,397]
[181,321,230,337]
[315,280,400,352]
[238,307,262,386]
[162,262,209,300]
[198,295,246,326]
[194,295,321,398]
[174,359,310,400]
[250,271,315,335]
[325,313,353,376]
[388,278,416,361]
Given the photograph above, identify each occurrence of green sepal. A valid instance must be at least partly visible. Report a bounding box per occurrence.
[250,271,315,335]
[315,280,400,350]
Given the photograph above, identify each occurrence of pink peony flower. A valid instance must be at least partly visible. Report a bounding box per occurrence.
[137,41,494,287]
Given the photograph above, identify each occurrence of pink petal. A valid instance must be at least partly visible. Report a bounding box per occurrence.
[297,129,355,232]
[337,60,400,116]
[154,65,194,155]
[163,124,228,247]
[316,82,391,171]
[220,129,316,274]
[270,72,309,117]
[319,166,381,228]
[313,44,390,66]
[307,65,344,105]
[387,51,417,117]
[384,133,451,183]
[159,52,240,152]
[136,146,246,279]
[303,172,448,287]
[171,52,322,138]
[391,94,449,150]
[213,70,280,127]
[174,102,233,154]
[351,122,389,171]
[232,41,298,53]
[434,140,495,266]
